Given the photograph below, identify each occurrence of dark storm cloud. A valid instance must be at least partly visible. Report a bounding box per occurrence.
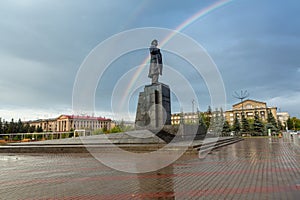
[181,0,300,116]
[0,0,299,119]
[0,0,139,111]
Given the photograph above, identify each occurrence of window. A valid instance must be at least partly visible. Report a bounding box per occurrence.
[247,112,253,116]
[246,104,252,109]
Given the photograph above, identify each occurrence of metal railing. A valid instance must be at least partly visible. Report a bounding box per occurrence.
[0,132,74,142]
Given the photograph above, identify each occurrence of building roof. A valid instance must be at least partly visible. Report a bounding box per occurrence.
[25,115,112,123]
[277,112,290,116]
[58,115,111,121]
[25,118,57,123]
[232,99,267,107]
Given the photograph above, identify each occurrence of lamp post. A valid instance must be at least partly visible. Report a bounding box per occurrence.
[233,90,250,134]
[233,90,250,114]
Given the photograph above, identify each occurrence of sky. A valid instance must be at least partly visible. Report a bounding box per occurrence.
[0,0,299,121]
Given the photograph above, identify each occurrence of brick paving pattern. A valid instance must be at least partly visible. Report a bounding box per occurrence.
[0,138,300,199]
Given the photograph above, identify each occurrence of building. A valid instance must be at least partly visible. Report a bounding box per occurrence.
[28,118,57,132]
[225,99,277,125]
[27,115,112,132]
[171,112,199,125]
[277,112,290,126]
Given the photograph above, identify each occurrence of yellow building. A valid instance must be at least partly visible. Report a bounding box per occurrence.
[27,115,112,132]
[277,112,290,126]
[28,118,57,132]
[171,112,199,125]
[225,99,277,125]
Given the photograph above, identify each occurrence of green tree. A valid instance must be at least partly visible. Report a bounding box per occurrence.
[92,128,104,135]
[36,126,43,133]
[253,111,264,136]
[204,106,212,128]
[110,125,122,133]
[203,114,210,130]
[13,135,21,141]
[69,128,74,137]
[207,106,212,115]
[241,113,250,133]
[267,110,278,132]
[29,125,36,133]
[102,125,108,133]
[290,117,300,131]
[8,118,16,133]
[232,113,241,135]
[286,117,293,130]
[277,119,283,131]
[222,121,231,136]
[119,119,125,131]
[198,112,207,133]
[266,123,277,134]
[24,123,30,133]
[220,108,225,122]
[3,121,9,134]
[219,108,226,135]
[209,108,223,136]
[0,118,2,134]
[17,119,24,133]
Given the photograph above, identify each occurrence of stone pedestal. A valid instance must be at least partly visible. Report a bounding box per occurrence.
[135,83,171,129]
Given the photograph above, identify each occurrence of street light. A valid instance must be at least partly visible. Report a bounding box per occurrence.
[233,90,250,114]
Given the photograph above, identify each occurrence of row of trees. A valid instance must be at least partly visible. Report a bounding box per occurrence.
[0,117,135,136]
[92,119,134,134]
[0,118,43,134]
[196,107,286,137]
[107,120,134,133]
[286,117,300,131]
[228,109,281,136]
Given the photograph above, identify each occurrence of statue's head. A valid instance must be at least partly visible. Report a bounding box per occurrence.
[151,39,158,46]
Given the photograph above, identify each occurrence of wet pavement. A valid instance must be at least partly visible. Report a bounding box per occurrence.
[0,138,300,199]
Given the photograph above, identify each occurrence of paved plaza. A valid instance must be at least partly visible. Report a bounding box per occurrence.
[0,138,300,199]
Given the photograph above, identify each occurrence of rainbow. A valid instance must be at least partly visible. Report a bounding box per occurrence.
[120,0,234,109]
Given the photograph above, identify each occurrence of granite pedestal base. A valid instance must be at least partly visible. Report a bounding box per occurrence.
[135,83,171,130]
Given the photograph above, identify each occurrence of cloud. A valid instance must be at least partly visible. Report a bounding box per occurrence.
[267,93,300,116]
[0,52,75,108]
[0,0,300,120]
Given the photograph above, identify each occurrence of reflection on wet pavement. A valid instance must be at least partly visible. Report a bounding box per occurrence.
[0,138,299,199]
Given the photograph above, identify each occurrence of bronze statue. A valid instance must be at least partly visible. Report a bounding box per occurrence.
[148,39,163,84]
